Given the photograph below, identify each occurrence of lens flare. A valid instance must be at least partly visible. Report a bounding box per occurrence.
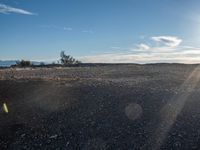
[146,65,200,150]
[3,103,9,113]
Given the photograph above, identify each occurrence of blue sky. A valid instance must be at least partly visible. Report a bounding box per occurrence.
[1,0,200,63]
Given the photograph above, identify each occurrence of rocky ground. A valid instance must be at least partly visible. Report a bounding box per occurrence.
[1,64,200,149]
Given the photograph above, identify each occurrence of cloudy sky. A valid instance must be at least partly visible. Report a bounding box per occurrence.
[1,0,200,63]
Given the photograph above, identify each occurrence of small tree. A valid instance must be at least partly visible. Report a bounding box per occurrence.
[40,62,45,66]
[60,51,81,65]
[16,60,31,67]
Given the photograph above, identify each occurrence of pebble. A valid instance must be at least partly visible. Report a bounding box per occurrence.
[49,134,58,139]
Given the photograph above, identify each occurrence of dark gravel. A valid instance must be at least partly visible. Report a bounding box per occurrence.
[0,64,200,149]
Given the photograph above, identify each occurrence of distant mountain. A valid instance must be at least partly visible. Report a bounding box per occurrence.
[0,60,43,67]
[0,60,17,67]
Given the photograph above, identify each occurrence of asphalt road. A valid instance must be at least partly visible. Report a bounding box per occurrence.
[1,64,200,149]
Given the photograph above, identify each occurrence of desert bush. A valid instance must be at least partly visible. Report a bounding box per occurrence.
[16,60,32,67]
[60,51,81,66]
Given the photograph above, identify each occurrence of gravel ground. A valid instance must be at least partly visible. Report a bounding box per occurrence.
[1,64,200,149]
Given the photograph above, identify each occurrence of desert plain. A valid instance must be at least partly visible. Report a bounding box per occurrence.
[0,64,200,149]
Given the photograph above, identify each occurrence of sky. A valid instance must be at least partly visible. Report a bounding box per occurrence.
[1,0,200,63]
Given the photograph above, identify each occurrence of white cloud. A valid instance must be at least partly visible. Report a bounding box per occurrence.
[39,25,72,31]
[137,43,150,50]
[151,36,182,47]
[82,30,94,34]
[111,46,121,49]
[79,35,200,64]
[64,27,72,31]
[0,3,36,15]
[79,47,200,64]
